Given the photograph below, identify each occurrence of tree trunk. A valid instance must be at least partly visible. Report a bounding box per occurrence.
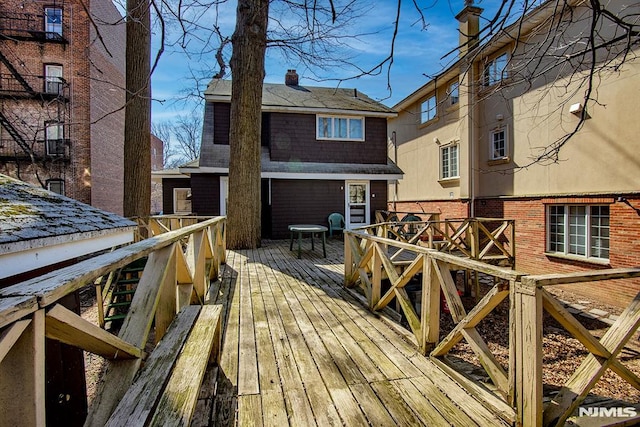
[226,0,269,249]
[123,0,151,218]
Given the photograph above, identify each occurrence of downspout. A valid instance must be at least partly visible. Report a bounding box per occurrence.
[469,72,475,218]
[392,131,397,210]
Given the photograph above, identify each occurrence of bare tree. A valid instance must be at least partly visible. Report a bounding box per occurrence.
[152,115,202,168]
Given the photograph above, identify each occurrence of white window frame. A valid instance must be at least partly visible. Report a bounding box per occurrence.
[44,64,64,95]
[447,81,459,106]
[345,180,370,229]
[173,188,192,214]
[490,126,508,160]
[420,95,437,124]
[47,179,64,195]
[45,121,65,156]
[316,115,364,141]
[547,204,610,261]
[483,53,508,87]
[440,143,459,180]
[44,7,63,37]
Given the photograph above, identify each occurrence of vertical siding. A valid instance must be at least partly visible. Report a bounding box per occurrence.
[213,103,230,145]
[191,174,221,215]
[162,178,191,214]
[270,179,345,238]
[269,113,388,164]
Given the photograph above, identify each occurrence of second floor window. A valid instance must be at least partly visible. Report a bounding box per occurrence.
[317,116,364,141]
[45,65,64,94]
[491,127,507,159]
[441,144,459,179]
[483,53,508,86]
[421,95,437,124]
[44,8,63,38]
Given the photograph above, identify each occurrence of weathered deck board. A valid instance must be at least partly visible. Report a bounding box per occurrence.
[204,239,510,426]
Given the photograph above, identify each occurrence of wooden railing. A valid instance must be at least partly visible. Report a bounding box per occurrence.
[344,229,640,426]
[0,216,226,426]
[132,215,218,241]
[364,216,515,268]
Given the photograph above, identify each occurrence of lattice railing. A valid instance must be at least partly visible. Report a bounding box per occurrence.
[344,229,640,426]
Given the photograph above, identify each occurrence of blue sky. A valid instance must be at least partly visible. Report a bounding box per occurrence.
[150,0,501,123]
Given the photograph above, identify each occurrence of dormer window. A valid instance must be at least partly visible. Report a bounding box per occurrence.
[483,53,508,86]
[317,115,364,141]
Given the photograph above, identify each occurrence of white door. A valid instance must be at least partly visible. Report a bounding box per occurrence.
[220,177,228,216]
[345,181,369,229]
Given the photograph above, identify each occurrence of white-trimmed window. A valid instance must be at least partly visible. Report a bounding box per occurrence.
[45,121,65,156]
[547,205,610,260]
[173,188,192,214]
[440,143,459,179]
[447,81,459,106]
[317,116,364,141]
[490,127,507,160]
[44,8,63,38]
[47,179,64,195]
[45,64,64,94]
[421,95,437,123]
[483,53,508,86]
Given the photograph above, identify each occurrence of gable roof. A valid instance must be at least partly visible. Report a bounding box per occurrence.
[204,79,396,118]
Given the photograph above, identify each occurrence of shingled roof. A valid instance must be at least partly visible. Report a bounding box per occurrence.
[0,174,135,249]
[204,79,396,117]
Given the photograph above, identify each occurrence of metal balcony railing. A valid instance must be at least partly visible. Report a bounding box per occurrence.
[0,138,71,159]
[0,11,67,43]
[0,73,69,99]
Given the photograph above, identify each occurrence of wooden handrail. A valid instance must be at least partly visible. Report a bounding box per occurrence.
[344,229,640,427]
[0,216,226,426]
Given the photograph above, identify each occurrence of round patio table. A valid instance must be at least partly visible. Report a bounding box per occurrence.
[288,224,328,259]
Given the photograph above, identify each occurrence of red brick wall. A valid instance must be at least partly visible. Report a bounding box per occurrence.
[0,0,126,214]
[476,196,640,308]
[389,200,470,220]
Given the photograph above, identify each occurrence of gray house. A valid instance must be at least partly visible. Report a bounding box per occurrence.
[157,70,402,238]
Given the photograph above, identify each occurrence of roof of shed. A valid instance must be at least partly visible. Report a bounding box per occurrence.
[0,174,136,249]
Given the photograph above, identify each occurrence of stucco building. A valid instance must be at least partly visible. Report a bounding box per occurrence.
[0,0,126,214]
[388,0,640,307]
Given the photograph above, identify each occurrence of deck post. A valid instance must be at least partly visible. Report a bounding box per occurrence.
[514,277,543,427]
[420,254,440,354]
[344,234,354,287]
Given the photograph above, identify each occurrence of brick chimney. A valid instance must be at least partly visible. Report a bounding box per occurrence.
[285,69,299,86]
[455,0,483,57]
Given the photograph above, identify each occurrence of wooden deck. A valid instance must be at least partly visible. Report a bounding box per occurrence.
[200,239,511,426]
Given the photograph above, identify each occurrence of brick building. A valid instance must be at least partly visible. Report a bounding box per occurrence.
[388,0,640,307]
[0,0,126,215]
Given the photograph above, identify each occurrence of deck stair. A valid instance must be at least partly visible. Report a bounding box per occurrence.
[96,257,147,328]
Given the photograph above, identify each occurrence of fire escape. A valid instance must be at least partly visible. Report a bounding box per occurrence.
[0,5,70,162]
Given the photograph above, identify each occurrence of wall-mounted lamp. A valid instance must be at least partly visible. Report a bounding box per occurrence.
[433,137,440,145]
[617,196,627,203]
[569,103,583,115]
[496,114,503,121]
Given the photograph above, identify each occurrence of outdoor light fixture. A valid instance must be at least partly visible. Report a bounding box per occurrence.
[569,103,583,115]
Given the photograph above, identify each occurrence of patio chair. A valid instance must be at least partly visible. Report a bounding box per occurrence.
[328,212,345,237]
[400,214,421,241]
